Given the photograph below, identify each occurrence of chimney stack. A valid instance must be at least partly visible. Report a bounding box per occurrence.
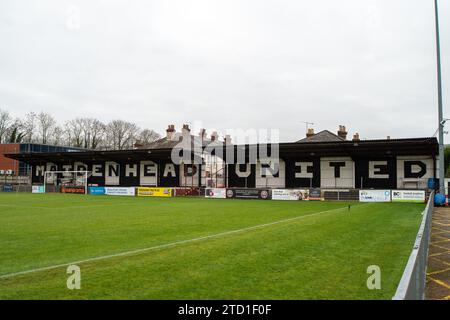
[337,125,348,140]
[166,124,175,140]
[306,128,315,138]
[211,131,218,142]
[224,134,232,145]
[352,133,360,142]
[181,124,191,137]
[199,128,207,140]
[387,136,391,140]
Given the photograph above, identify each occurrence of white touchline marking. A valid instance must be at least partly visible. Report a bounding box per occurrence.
[0,204,366,280]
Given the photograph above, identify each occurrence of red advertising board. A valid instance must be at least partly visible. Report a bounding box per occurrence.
[61,186,86,194]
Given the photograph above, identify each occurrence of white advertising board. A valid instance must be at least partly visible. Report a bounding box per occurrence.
[359,190,391,202]
[391,190,425,203]
[32,185,45,194]
[205,188,227,199]
[105,187,135,196]
[272,189,309,201]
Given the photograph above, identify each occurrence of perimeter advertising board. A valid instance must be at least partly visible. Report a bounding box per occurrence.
[205,188,227,199]
[359,190,391,202]
[308,188,323,201]
[391,190,425,203]
[89,187,105,195]
[272,189,309,201]
[32,185,45,194]
[2,184,13,192]
[61,186,86,194]
[173,188,200,197]
[137,187,173,197]
[226,188,271,200]
[105,187,135,196]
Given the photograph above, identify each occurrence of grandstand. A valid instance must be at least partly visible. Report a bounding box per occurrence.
[3,124,439,194]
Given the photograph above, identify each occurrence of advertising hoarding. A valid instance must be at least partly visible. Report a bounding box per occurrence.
[105,187,135,196]
[89,187,105,195]
[205,188,227,199]
[359,190,391,202]
[309,188,324,201]
[32,185,45,194]
[2,184,13,192]
[137,187,172,197]
[391,190,425,203]
[226,188,271,200]
[173,188,200,197]
[61,186,86,194]
[272,189,309,201]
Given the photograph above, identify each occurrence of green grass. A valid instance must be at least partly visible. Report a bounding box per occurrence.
[0,193,424,300]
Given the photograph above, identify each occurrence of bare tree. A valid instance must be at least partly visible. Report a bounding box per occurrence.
[22,112,37,143]
[137,129,161,146]
[90,119,105,149]
[0,109,160,149]
[50,126,65,146]
[105,120,140,150]
[65,118,84,147]
[64,118,105,149]
[81,118,105,149]
[37,111,56,144]
[0,109,12,143]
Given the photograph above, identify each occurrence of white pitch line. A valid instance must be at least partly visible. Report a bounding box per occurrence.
[0,205,362,280]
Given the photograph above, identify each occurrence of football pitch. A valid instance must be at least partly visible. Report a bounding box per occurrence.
[0,193,424,300]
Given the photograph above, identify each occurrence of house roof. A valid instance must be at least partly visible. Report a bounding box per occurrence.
[5,137,439,165]
[135,132,223,149]
[297,130,345,143]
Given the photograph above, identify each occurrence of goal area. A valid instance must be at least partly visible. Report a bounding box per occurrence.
[43,171,91,194]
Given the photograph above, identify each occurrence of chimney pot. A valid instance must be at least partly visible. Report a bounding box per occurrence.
[306,128,315,138]
[166,124,176,140]
[224,134,232,144]
[199,128,207,139]
[211,131,218,142]
[352,133,360,141]
[337,125,348,140]
[181,124,191,139]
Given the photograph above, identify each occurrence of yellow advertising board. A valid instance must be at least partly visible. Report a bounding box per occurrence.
[137,187,173,197]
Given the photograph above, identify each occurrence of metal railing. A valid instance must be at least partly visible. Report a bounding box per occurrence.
[392,191,434,300]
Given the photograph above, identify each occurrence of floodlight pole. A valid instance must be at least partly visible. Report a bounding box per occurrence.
[434,0,445,194]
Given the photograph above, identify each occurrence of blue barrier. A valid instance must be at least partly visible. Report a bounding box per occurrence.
[427,178,436,189]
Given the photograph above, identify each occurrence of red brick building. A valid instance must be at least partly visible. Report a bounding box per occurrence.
[0,144,21,175]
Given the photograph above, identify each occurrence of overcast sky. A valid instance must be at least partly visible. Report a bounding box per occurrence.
[0,0,449,142]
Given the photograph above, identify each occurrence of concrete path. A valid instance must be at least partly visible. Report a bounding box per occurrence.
[425,207,450,300]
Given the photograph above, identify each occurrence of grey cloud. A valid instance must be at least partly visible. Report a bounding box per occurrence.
[0,0,449,142]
